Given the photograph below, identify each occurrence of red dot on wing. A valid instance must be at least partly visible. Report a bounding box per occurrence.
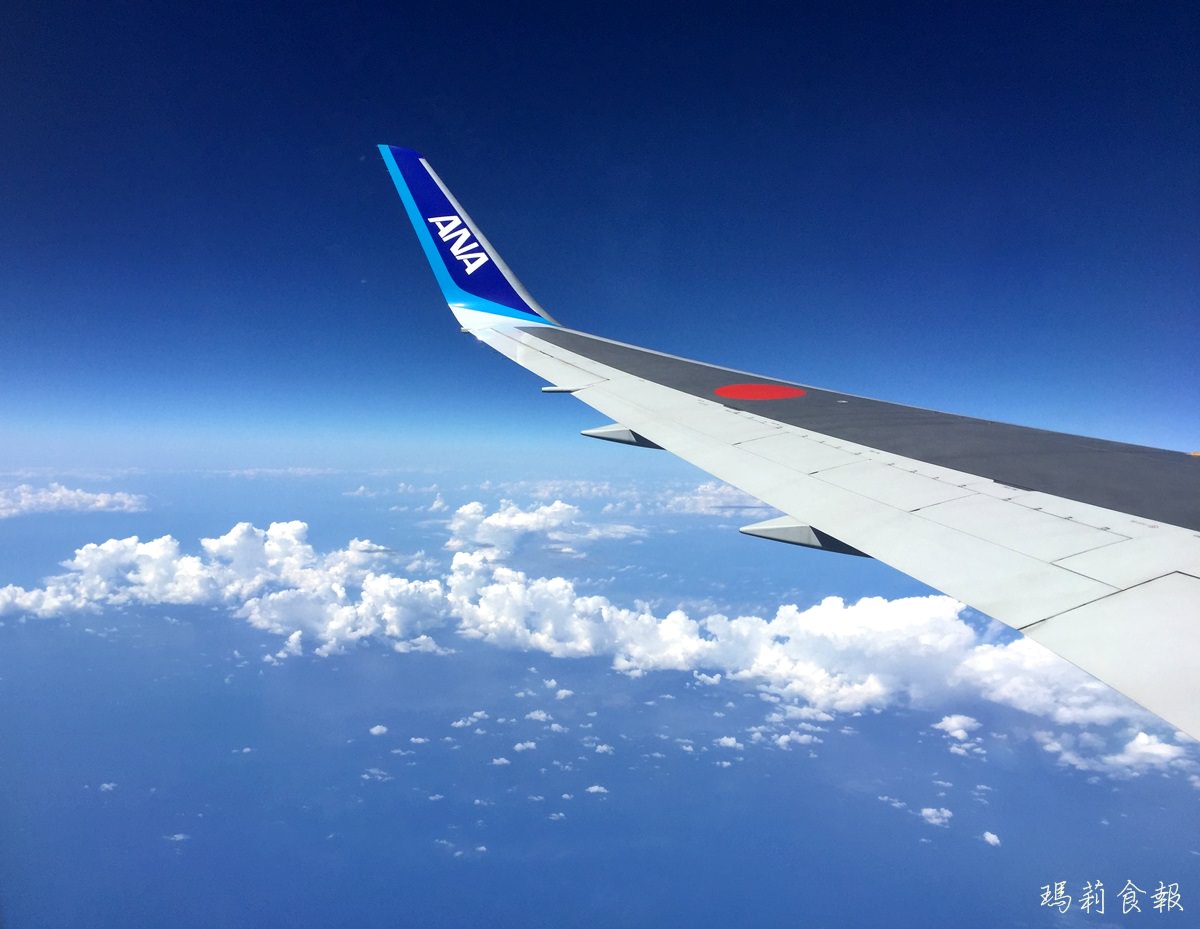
[714,383,806,400]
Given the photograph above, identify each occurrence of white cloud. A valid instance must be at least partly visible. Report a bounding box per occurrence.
[657,481,763,515]
[98,782,118,792]
[932,715,980,741]
[2,498,1191,780]
[1034,729,1193,779]
[775,731,819,750]
[585,785,608,794]
[554,689,574,700]
[525,710,552,722]
[163,833,190,842]
[1103,731,1186,770]
[594,744,614,755]
[920,807,953,827]
[715,736,743,750]
[953,638,1138,727]
[982,831,1001,846]
[271,630,303,662]
[409,737,428,744]
[513,741,536,752]
[0,483,147,519]
[447,500,577,553]
[489,757,510,766]
[932,714,987,758]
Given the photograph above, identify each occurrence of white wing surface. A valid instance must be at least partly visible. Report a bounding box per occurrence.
[379,145,1200,737]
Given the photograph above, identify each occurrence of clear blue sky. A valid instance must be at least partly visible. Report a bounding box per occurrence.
[2,4,1198,926]
[2,1,1196,468]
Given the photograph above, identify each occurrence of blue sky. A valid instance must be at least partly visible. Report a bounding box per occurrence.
[2,2,1198,926]
[3,1,1197,468]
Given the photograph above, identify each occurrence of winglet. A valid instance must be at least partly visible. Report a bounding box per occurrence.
[378,145,557,327]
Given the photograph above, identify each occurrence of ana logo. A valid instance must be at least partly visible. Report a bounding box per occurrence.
[426,215,490,275]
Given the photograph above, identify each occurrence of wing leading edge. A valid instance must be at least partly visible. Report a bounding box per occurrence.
[378,144,1200,738]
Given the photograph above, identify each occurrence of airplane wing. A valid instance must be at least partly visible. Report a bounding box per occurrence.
[378,144,1200,738]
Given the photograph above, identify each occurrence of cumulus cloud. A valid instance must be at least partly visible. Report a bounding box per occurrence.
[446,499,640,553]
[931,714,987,758]
[513,741,536,752]
[1103,732,1186,770]
[0,521,445,655]
[1,497,1191,779]
[953,638,1137,727]
[490,757,510,766]
[932,715,980,741]
[920,807,953,827]
[982,831,1001,846]
[585,785,608,794]
[657,481,764,515]
[774,731,819,750]
[369,725,388,736]
[1035,729,1193,780]
[0,483,147,519]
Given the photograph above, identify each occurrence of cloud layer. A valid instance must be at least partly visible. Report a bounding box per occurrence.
[0,483,147,519]
[1,496,1187,777]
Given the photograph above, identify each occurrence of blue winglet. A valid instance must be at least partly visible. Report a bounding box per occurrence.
[378,145,557,326]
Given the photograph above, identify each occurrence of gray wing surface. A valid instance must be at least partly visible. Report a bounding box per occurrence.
[378,143,1200,738]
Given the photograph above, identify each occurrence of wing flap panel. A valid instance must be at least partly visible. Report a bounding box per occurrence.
[916,494,1131,563]
[1026,572,1200,735]
[735,431,868,474]
[814,460,977,511]
[1054,531,1200,588]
